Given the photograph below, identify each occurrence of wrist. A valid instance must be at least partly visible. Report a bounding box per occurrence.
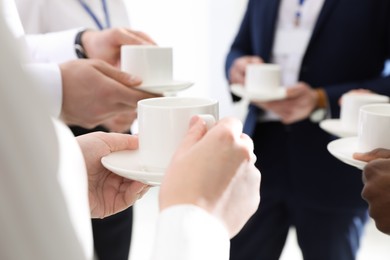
[310,88,328,123]
[314,88,328,109]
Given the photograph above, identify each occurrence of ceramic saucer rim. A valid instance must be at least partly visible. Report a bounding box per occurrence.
[319,118,357,138]
[136,80,194,94]
[327,136,367,170]
[101,150,164,186]
[231,84,287,102]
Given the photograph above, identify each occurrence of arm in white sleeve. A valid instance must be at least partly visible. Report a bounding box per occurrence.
[0,12,94,258]
[151,205,230,260]
[24,28,81,63]
[24,63,63,118]
[3,0,81,63]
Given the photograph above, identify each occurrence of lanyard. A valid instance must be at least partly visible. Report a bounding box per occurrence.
[295,0,305,26]
[78,0,111,30]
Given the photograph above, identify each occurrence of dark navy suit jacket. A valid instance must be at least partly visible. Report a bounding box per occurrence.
[226,0,390,208]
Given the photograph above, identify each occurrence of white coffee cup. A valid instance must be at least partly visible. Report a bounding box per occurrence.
[340,92,389,133]
[357,103,390,153]
[138,96,219,172]
[245,64,282,93]
[121,45,173,86]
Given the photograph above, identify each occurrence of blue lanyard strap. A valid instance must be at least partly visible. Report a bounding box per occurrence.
[78,0,111,30]
[295,0,305,26]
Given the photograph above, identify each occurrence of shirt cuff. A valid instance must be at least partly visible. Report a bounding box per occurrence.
[24,28,82,63]
[24,63,62,118]
[151,205,230,260]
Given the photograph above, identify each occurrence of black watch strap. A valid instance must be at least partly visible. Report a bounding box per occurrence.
[75,30,88,59]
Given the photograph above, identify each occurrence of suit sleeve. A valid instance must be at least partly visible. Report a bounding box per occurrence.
[225,0,255,102]
[314,2,390,118]
[323,10,390,118]
[324,75,390,118]
[225,0,255,79]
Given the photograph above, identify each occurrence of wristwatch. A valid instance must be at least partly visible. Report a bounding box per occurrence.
[310,108,327,123]
[310,88,328,123]
[75,30,88,59]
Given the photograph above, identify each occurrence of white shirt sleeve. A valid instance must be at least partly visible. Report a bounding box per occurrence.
[151,205,230,260]
[0,11,94,259]
[24,63,63,118]
[24,28,81,63]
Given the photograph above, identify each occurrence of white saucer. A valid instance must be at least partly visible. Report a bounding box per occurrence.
[327,137,367,170]
[319,119,357,138]
[231,84,287,102]
[136,81,194,94]
[101,150,164,186]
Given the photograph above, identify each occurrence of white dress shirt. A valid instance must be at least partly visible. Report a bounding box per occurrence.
[271,0,325,86]
[15,0,130,62]
[0,2,230,259]
[15,0,130,34]
[262,0,325,121]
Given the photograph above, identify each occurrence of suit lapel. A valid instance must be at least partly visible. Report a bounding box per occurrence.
[260,0,281,61]
[307,0,340,50]
[259,0,339,62]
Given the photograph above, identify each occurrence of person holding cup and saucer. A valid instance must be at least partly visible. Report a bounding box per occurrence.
[0,11,261,259]
[102,96,219,185]
[351,104,390,236]
[320,91,389,138]
[353,148,390,236]
[225,1,390,260]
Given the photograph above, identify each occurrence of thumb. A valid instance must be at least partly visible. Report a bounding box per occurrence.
[353,148,390,162]
[174,116,208,155]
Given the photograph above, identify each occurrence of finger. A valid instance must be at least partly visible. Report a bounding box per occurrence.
[138,186,151,199]
[361,170,368,184]
[235,58,249,71]
[122,181,149,206]
[115,28,153,45]
[175,116,208,154]
[97,132,139,152]
[93,62,157,106]
[214,117,244,138]
[240,133,256,162]
[353,152,372,162]
[286,87,303,99]
[210,118,256,163]
[230,69,245,84]
[248,56,264,64]
[129,30,157,45]
[240,133,255,155]
[93,60,142,86]
[353,149,390,162]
